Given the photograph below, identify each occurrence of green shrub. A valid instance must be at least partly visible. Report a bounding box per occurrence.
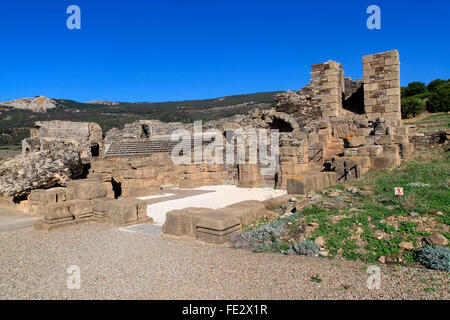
[412,91,432,100]
[418,246,450,272]
[401,96,425,119]
[426,83,450,113]
[403,81,427,97]
[427,79,448,92]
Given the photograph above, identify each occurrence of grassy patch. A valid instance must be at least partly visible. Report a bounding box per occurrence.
[239,149,449,268]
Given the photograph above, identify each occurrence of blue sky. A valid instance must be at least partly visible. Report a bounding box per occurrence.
[0,0,449,102]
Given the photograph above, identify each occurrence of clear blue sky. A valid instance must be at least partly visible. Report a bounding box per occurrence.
[0,0,449,102]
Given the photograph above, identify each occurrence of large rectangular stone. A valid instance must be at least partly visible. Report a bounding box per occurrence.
[344,136,366,148]
[197,212,241,232]
[103,198,146,225]
[72,200,93,218]
[41,202,74,221]
[68,180,107,200]
[196,225,241,244]
[162,207,212,236]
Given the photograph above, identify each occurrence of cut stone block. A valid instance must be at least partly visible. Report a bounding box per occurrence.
[196,211,241,233]
[287,171,336,195]
[196,211,241,244]
[103,198,147,225]
[72,200,93,218]
[40,202,75,221]
[163,207,212,236]
[68,180,107,200]
[371,154,399,170]
[226,200,267,225]
[196,225,242,244]
[343,136,366,148]
[121,185,161,198]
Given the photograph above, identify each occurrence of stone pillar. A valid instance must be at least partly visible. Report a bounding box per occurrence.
[363,50,401,120]
[310,61,345,119]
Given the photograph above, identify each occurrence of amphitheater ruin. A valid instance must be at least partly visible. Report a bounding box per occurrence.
[0,49,416,244]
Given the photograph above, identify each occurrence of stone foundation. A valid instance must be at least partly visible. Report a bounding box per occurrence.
[162,200,268,244]
[0,49,418,241]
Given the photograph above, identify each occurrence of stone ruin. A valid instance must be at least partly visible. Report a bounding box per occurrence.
[0,49,417,243]
[22,120,104,159]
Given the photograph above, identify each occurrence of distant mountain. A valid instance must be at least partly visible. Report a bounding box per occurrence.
[86,100,120,106]
[0,96,58,113]
[0,91,281,145]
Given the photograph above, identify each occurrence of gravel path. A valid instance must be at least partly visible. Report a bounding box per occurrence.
[0,223,448,300]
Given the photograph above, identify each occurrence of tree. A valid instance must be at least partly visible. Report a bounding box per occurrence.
[427,79,448,92]
[401,96,425,119]
[403,81,427,97]
[426,83,450,113]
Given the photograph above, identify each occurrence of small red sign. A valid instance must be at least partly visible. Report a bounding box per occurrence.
[395,187,404,196]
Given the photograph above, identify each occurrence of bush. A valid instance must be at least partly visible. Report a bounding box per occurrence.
[403,81,427,97]
[427,79,448,92]
[426,83,450,113]
[401,96,425,119]
[412,91,432,100]
[288,240,320,256]
[418,246,450,272]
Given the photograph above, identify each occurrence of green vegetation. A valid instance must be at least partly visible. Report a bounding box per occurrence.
[401,78,449,118]
[427,79,448,92]
[241,149,450,268]
[401,96,425,119]
[310,274,323,283]
[426,83,450,113]
[402,81,427,97]
[416,113,450,130]
[418,246,450,272]
[0,144,22,160]
[0,91,280,145]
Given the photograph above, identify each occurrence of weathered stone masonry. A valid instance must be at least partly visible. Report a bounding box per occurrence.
[0,49,421,243]
[363,50,401,120]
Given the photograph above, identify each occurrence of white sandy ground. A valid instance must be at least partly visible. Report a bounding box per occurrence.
[145,185,286,225]
[137,193,176,200]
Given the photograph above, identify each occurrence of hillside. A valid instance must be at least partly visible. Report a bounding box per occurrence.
[0,91,281,145]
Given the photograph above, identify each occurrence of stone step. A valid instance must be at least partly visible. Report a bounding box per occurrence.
[105,138,211,157]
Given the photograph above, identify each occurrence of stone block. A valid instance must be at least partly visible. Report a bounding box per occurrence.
[371,155,399,170]
[103,198,146,225]
[344,136,366,148]
[121,185,162,198]
[375,135,393,145]
[196,224,242,244]
[69,180,107,200]
[225,200,267,225]
[41,202,75,221]
[197,211,241,232]
[92,197,116,213]
[72,200,93,218]
[322,109,339,118]
[383,144,399,156]
[29,189,56,204]
[287,172,335,195]
[393,134,409,144]
[354,128,368,137]
[163,207,212,236]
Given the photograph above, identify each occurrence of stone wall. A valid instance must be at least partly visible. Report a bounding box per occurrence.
[29,179,151,231]
[363,50,401,120]
[23,121,103,159]
[310,61,345,119]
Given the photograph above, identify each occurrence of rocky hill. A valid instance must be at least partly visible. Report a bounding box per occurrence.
[0,96,58,113]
